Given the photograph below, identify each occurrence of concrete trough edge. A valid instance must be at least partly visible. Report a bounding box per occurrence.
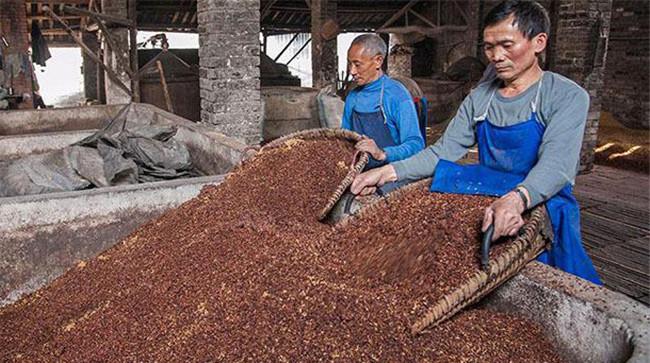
[499,262,650,363]
[0,175,225,233]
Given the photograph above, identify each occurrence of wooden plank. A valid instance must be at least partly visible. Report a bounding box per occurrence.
[590,250,649,285]
[589,204,649,230]
[593,244,649,275]
[581,211,647,243]
[576,195,605,210]
[595,264,649,299]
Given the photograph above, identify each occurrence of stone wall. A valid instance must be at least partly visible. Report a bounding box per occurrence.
[602,0,649,129]
[0,0,33,109]
[197,0,263,145]
[551,0,613,172]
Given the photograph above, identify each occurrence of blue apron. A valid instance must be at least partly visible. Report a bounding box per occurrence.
[351,77,407,195]
[430,78,601,284]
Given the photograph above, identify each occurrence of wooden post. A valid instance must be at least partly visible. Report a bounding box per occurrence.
[156,60,174,113]
[128,0,140,102]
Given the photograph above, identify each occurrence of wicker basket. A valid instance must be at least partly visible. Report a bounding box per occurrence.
[333,177,552,334]
[260,128,369,221]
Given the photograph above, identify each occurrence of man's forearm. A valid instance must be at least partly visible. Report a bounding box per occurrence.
[391,147,439,182]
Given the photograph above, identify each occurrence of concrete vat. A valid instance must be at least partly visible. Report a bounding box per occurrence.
[0,103,246,306]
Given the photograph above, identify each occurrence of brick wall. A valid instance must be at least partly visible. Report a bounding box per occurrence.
[602,0,649,129]
[0,0,33,109]
[197,0,263,145]
[551,0,613,172]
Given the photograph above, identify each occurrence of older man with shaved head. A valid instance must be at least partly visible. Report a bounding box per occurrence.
[341,34,425,195]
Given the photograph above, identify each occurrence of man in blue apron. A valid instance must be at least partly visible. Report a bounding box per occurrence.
[350,0,601,284]
[341,34,425,195]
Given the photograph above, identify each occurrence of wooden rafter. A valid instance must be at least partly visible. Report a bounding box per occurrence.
[62,5,134,28]
[451,0,470,25]
[408,9,437,29]
[261,0,280,19]
[377,0,419,30]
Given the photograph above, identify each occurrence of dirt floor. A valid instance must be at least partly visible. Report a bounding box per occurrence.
[594,112,649,173]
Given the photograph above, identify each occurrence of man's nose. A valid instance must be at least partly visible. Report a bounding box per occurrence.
[491,48,506,63]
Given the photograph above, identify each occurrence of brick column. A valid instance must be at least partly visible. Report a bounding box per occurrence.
[101,0,131,104]
[311,0,338,88]
[0,0,33,109]
[602,0,649,129]
[197,0,263,145]
[551,0,613,172]
[82,32,99,101]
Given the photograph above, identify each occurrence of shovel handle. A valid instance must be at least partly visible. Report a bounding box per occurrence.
[481,223,495,271]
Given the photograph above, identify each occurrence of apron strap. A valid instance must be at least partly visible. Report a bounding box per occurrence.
[473,86,497,122]
[379,76,387,124]
[531,73,544,113]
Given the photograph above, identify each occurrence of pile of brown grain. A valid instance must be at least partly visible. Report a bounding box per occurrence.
[0,138,565,362]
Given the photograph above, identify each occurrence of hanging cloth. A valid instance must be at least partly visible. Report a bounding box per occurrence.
[31,22,52,67]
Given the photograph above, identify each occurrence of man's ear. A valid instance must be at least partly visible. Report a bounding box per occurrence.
[533,32,548,55]
[374,55,384,70]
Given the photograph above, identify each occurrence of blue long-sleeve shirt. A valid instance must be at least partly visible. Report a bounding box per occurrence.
[341,74,424,163]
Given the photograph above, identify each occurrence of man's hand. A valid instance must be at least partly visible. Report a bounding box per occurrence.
[481,189,528,241]
[355,137,386,161]
[350,165,397,195]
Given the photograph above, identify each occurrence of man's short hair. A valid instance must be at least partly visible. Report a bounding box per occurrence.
[484,0,550,39]
[350,34,387,58]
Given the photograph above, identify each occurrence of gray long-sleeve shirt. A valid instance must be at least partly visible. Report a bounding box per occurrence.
[392,71,590,207]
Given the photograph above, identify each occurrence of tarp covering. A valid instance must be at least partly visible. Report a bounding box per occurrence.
[0,105,199,198]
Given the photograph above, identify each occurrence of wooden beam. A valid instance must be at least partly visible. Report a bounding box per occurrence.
[28,0,89,3]
[62,5,134,28]
[261,0,280,19]
[377,25,467,37]
[451,0,470,25]
[378,0,419,30]
[408,9,437,29]
[43,6,132,97]
[28,15,81,21]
